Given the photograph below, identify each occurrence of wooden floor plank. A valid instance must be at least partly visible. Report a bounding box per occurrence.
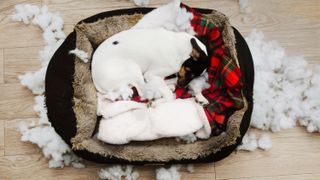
[0,83,37,120]
[0,0,43,49]
[4,118,41,156]
[0,154,105,179]
[0,49,3,84]
[0,120,4,157]
[215,127,320,180]
[4,46,41,83]
[221,173,320,180]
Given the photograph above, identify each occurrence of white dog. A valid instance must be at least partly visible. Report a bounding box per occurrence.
[92,27,207,102]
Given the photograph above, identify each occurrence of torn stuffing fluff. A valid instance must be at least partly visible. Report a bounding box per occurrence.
[258,133,272,150]
[131,0,150,6]
[239,0,252,14]
[156,165,182,180]
[239,30,320,151]
[69,48,89,63]
[247,29,320,133]
[237,131,258,151]
[11,4,83,168]
[98,165,140,180]
[132,0,195,35]
[186,164,195,173]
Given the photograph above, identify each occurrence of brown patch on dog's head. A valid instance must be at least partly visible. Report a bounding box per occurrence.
[177,38,209,87]
[191,48,200,60]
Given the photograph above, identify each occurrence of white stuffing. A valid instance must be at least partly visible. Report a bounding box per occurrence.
[132,0,195,35]
[156,165,181,180]
[237,131,258,151]
[11,4,83,168]
[247,29,320,133]
[186,164,194,173]
[188,73,210,105]
[98,165,139,180]
[12,4,65,95]
[71,162,86,169]
[258,133,272,150]
[69,48,89,63]
[131,0,149,6]
[239,0,252,14]
[19,121,82,168]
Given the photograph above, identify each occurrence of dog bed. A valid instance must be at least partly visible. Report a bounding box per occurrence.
[45,7,254,164]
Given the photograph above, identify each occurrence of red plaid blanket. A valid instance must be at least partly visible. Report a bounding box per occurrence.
[131,5,244,136]
[177,4,244,135]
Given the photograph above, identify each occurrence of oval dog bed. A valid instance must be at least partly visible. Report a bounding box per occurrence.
[45,7,254,164]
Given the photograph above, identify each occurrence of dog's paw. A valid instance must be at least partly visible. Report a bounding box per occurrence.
[195,95,209,106]
[195,128,210,139]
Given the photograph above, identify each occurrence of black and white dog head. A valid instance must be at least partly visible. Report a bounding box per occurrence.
[177,38,209,87]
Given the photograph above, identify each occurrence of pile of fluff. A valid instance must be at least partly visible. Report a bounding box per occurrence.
[239,30,320,151]
[11,4,84,169]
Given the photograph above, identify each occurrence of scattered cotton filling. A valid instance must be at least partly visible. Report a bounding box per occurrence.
[99,165,140,180]
[156,165,181,180]
[131,0,150,6]
[69,48,89,63]
[11,4,83,168]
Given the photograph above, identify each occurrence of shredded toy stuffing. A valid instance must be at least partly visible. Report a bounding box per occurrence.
[239,0,252,14]
[12,4,82,168]
[258,133,272,150]
[186,164,195,173]
[69,48,89,63]
[156,165,181,180]
[98,165,140,180]
[237,131,258,151]
[131,0,150,6]
[247,30,320,133]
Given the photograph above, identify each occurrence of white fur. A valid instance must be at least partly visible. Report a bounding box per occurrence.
[92,27,207,101]
[176,133,198,143]
[97,95,210,144]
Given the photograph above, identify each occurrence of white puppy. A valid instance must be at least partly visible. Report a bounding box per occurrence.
[97,93,211,144]
[92,27,207,101]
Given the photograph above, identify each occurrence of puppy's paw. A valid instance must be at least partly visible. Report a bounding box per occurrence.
[195,128,210,139]
[195,95,209,106]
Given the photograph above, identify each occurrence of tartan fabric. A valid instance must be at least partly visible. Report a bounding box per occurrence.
[177,4,244,135]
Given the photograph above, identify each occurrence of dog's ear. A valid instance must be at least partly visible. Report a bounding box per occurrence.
[190,38,206,61]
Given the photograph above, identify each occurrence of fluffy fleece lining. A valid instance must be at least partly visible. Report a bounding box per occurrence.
[70,9,248,162]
